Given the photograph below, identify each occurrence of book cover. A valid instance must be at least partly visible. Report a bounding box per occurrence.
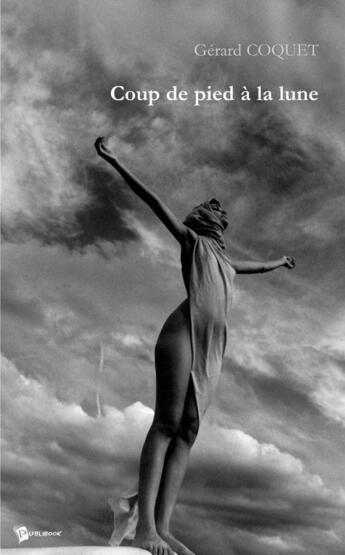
[1,1,345,554]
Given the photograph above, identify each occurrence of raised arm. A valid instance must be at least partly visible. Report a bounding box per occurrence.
[231,256,295,274]
[95,137,188,244]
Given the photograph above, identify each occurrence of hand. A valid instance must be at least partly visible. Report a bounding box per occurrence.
[283,256,295,269]
[94,136,115,160]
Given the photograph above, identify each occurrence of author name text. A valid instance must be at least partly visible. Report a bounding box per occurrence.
[194,43,319,60]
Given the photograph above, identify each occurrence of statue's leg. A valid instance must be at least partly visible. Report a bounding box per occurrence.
[155,380,198,555]
[133,300,192,555]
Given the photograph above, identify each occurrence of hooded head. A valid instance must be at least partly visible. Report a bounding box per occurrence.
[183,198,228,249]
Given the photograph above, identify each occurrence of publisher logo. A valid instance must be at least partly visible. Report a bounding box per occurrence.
[13,526,29,544]
[13,525,62,543]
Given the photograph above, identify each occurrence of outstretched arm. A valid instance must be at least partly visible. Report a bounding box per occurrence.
[232,256,295,274]
[95,137,188,244]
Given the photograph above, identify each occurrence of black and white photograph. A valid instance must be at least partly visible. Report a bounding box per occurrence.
[1,1,345,554]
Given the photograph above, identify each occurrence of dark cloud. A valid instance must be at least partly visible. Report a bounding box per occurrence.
[2,164,139,251]
[72,165,138,250]
[1,277,45,327]
[228,358,322,418]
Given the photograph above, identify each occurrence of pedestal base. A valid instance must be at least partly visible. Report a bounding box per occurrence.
[1,547,150,554]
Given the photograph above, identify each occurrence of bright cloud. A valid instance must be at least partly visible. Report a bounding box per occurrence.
[2,355,345,552]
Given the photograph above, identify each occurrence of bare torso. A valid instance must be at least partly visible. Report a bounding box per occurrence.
[155,230,196,379]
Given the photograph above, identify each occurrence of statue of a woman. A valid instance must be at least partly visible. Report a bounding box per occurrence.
[95,137,295,555]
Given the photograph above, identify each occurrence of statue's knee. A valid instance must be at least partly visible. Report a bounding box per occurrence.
[153,414,180,437]
[179,416,199,445]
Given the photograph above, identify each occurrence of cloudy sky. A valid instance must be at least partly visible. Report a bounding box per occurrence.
[1,0,345,553]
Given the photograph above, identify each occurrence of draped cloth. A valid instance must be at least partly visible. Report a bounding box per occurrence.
[183,199,234,418]
[109,200,235,545]
[109,489,139,546]
[187,235,235,421]
[183,199,227,250]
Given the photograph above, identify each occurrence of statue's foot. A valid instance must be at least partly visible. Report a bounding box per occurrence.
[160,532,195,555]
[132,530,176,555]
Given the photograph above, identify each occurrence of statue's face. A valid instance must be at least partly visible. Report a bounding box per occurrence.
[209,198,229,228]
